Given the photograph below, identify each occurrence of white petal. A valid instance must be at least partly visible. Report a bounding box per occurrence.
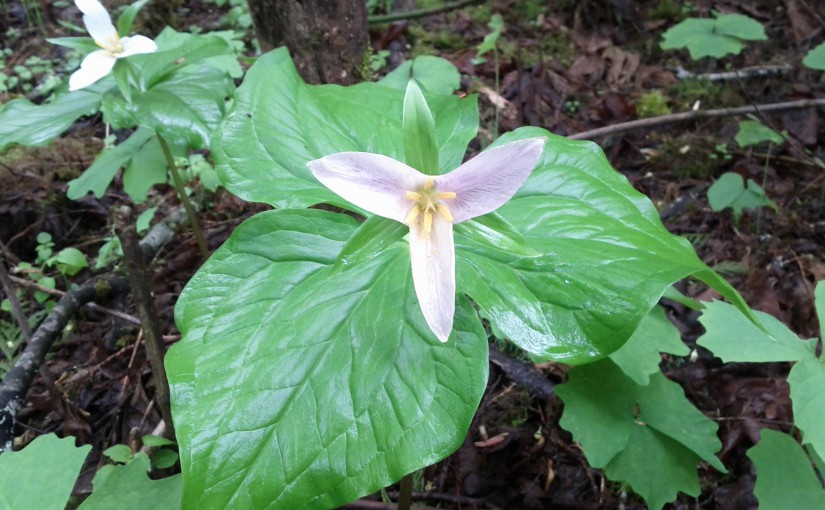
[409,214,455,342]
[436,137,547,223]
[118,35,157,58]
[76,0,117,44]
[68,50,116,91]
[307,152,428,222]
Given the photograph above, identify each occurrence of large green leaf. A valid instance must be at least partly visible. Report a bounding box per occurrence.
[748,429,825,510]
[557,360,725,510]
[212,48,479,209]
[0,434,91,510]
[78,454,182,510]
[661,14,766,59]
[0,88,101,151]
[788,358,825,462]
[456,129,728,362]
[166,209,488,509]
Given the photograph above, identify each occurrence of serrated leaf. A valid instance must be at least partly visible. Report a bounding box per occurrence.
[748,429,825,510]
[379,56,461,95]
[557,360,725,510]
[661,14,766,60]
[78,454,182,510]
[0,88,101,151]
[707,172,775,222]
[212,48,479,209]
[697,299,816,362]
[803,42,825,71]
[166,209,488,509]
[610,305,689,385]
[788,358,825,462]
[735,120,784,147]
[0,434,91,510]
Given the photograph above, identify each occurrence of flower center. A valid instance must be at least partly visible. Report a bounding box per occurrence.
[96,34,124,55]
[404,178,457,236]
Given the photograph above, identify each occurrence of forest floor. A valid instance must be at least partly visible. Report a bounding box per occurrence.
[1,0,824,509]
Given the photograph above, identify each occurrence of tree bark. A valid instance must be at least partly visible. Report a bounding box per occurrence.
[247,0,368,85]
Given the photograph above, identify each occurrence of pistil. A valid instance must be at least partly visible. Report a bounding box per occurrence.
[405,178,456,236]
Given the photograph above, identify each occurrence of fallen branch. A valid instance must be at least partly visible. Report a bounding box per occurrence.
[0,276,129,452]
[569,98,825,141]
[488,343,556,401]
[672,64,792,82]
[368,0,482,24]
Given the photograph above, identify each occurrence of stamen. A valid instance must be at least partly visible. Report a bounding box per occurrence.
[405,207,420,224]
[406,191,421,201]
[437,204,453,223]
[423,178,434,190]
[437,191,456,200]
[423,212,433,234]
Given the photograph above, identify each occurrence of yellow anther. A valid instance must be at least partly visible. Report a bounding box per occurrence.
[423,178,434,190]
[406,191,421,201]
[437,204,453,223]
[437,191,456,200]
[423,212,433,234]
[405,206,420,224]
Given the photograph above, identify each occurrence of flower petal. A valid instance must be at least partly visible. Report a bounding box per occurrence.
[119,35,157,58]
[436,137,546,223]
[409,214,455,342]
[75,0,117,44]
[68,50,116,91]
[307,152,428,222]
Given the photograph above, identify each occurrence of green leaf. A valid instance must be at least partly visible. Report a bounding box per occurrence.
[0,89,101,151]
[78,454,182,510]
[748,430,825,510]
[609,305,689,385]
[136,207,158,234]
[735,120,784,147]
[123,136,168,203]
[788,358,825,462]
[557,360,725,510]
[379,56,461,95]
[117,0,150,37]
[454,212,540,258]
[112,59,133,104]
[456,129,744,362]
[0,434,91,510]
[67,128,156,200]
[212,48,478,209]
[333,215,408,273]
[141,434,175,447]
[707,172,774,222]
[662,286,705,311]
[46,36,99,53]
[803,42,825,71]
[55,247,89,276]
[166,209,488,509]
[476,14,504,57]
[103,444,135,464]
[815,280,825,341]
[403,79,439,174]
[151,449,179,469]
[661,14,766,60]
[697,299,817,362]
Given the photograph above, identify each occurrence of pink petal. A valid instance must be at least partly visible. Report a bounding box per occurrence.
[75,0,117,45]
[435,137,546,223]
[409,214,455,342]
[68,49,116,91]
[119,35,157,58]
[307,152,428,222]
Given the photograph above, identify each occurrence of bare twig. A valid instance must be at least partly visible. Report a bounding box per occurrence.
[488,343,556,401]
[367,0,482,24]
[0,276,129,452]
[115,207,174,438]
[672,64,792,82]
[569,98,825,141]
[0,254,32,341]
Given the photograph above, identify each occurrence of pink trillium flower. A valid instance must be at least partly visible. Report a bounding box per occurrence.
[308,137,546,342]
[69,0,157,91]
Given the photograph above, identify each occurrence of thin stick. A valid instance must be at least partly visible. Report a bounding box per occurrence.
[569,98,825,141]
[0,257,32,341]
[367,0,482,24]
[156,134,209,261]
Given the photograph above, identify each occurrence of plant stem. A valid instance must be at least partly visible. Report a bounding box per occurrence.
[156,134,209,261]
[397,473,413,510]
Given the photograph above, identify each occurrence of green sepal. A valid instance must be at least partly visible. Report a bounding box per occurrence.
[403,79,439,175]
[333,215,408,274]
[46,36,99,53]
[455,212,540,258]
[117,0,150,37]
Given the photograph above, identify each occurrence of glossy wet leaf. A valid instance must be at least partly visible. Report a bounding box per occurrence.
[166,209,488,509]
[748,429,825,510]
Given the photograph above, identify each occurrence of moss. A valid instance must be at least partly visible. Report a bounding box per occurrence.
[407,25,469,57]
[648,0,682,21]
[649,134,721,179]
[668,79,744,110]
[636,90,672,118]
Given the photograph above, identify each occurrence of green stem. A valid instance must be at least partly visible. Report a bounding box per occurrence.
[397,473,413,510]
[157,134,209,261]
[368,0,482,24]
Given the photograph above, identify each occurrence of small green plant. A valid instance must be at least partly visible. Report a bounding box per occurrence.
[104,434,179,470]
[735,120,784,148]
[636,90,671,118]
[803,42,825,71]
[707,172,775,223]
[661,13,766,59]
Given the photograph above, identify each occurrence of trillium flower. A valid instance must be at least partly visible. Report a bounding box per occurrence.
[308,137,546,342]
[69,0,157,91]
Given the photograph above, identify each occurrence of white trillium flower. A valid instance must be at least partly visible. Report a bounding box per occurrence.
[69,0,157,91]
[308,137,547,342]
